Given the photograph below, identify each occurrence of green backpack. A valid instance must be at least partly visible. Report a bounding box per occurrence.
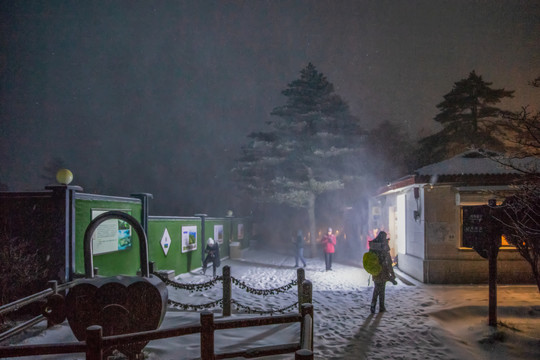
[363,251,382,276]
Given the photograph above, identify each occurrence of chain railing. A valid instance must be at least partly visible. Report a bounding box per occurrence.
[231,276,298,295]
[0,267,314,359]
[0,303,314,360]
[153,265,308,316]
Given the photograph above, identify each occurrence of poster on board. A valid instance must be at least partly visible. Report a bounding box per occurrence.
[181,225,197,253]
[91,209,132,255]
[214,224,224,244]
[237,223,244,240]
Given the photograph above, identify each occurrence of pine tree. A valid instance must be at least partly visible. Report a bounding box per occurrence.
[417,71,514,166]
[234,63,366,254]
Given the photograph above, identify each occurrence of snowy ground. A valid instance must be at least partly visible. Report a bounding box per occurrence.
[2,247,539,360]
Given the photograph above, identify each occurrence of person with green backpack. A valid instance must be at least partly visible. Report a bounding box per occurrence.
[363,231,397,313]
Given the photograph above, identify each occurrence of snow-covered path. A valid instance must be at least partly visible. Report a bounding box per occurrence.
[3,248,539,360]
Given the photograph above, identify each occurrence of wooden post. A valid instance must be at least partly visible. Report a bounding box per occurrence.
[487,200,500,328]
[222,266,231,317]
[300,303,314,351]
[297,268,305,312]
[488,247,498,327]
[86,325,103,360]
[295,349,314,360]
[46,280,58,328]
[48,280,58,294]
[301,280,312,305]
[200,311,215,360]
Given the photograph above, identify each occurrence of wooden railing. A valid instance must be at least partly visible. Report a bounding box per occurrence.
[160,266,308,316]
[0,280,76,342]
[0,302,314,359]
[0,274,314,359]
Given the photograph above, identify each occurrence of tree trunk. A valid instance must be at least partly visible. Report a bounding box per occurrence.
[307,192,317,258]
[532,260,540,293]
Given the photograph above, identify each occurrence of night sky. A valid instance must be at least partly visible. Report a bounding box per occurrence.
[1,0,539,215]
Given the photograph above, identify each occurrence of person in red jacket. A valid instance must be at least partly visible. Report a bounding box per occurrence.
[321,227,337,271]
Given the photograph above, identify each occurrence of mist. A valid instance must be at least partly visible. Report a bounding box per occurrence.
[1,0,538,219]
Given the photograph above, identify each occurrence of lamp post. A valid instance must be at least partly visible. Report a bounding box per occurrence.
[45,169,82,281]
[226,210,234,258]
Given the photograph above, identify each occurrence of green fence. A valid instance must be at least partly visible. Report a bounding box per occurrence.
[2,186,251,281]
[148,216,253,276]
[73,193,251,277]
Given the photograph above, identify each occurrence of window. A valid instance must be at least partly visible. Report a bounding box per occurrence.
[460,205,513,248]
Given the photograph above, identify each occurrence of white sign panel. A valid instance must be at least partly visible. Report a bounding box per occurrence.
[161,228,172,256]
[237,223,244,240]
[91,210,132,255]
[214,224,224,244]
[181,225,197,253]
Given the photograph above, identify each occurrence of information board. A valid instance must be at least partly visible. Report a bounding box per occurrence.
[91,209,133,255]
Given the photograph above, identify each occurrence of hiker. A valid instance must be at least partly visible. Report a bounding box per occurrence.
[203,237,221,277]
[293,229,307,268]
[321,227,336,271]
[369,231,397,313]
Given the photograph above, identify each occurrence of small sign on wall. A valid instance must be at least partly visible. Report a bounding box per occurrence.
[91,209,132,255]
[237,224,244,239]
[214,224,224,244]
[181,226,197,253]
[161,228,172,256]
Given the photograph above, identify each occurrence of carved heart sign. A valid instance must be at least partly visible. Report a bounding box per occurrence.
[65,275,168,357]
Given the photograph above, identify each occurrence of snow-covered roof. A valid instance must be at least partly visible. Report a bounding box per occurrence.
[415,150,539,176]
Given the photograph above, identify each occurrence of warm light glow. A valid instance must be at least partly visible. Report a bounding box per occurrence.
[56,169,73,185]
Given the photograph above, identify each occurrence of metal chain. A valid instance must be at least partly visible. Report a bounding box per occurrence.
[230,277,298,296]
[153,272,223,292]
[168,298,223,311]
[231,299,299,315]
[157,271,300,314]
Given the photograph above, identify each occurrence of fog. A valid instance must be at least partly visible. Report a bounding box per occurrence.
[1,1,538,218]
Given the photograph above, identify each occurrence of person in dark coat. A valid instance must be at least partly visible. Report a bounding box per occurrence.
[369,231,397,313]
[202,237,221,277]
[293,229,307,268]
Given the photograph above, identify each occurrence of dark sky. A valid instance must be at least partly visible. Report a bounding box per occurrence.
[1,0,539,215]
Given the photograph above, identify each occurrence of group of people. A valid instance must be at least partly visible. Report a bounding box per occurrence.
[294,227,396,313]
[293,227,336,270]
[205,226,397,314]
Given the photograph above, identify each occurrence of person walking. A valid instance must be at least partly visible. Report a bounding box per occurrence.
[202,237,221,277]
[293,229,307,268]
[369,231,397,313]
[321,227,336,271]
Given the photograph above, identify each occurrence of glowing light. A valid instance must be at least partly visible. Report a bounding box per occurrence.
[56,169,73,185]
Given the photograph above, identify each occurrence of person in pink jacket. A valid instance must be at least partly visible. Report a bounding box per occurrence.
[321,227,337,271]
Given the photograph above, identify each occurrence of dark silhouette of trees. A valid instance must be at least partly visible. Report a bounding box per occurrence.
[233,63,367,254]
[489,76,540,291]
[496,184,540,291]
[498,76,540,159]
[417,71,514,166]
[365,120,416,183]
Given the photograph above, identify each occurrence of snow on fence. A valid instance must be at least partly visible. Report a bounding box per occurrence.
[155,265,311,316]
[0,304,314,360]
[0,268,314,359]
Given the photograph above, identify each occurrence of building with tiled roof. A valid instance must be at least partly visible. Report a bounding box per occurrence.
[368,149,538,284]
